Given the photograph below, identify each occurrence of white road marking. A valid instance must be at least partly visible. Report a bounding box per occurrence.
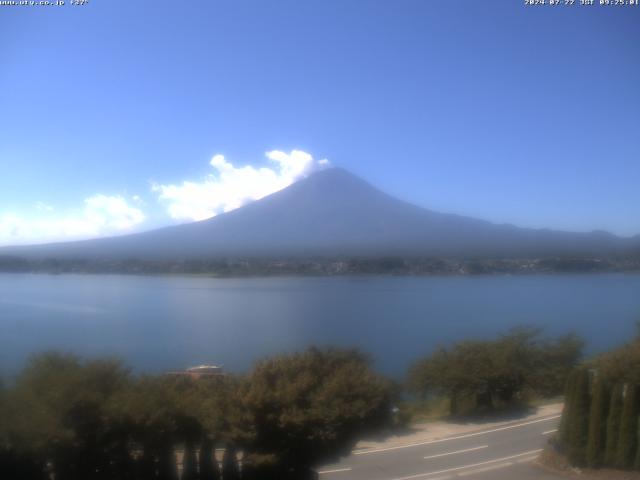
[389,449,543,480]
[318,467,353,475]
[542,429,558,435]
[423,445,488,460]
[516,455,539,463]
[457,461,513,476]
[355,415,560,455]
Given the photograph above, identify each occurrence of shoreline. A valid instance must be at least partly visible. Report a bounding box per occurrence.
[1,255,639,278]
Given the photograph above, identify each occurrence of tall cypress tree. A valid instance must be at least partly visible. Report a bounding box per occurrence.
[634,417,640,470]
[605,383,624,467]
[559,370,578,450]
[616,384,639,469]
[222,445,240,480]
[181,441,198,480]
[568,369,590,466]
[586,373,609,468]
[199,438,220,480]
[157,442,179,480]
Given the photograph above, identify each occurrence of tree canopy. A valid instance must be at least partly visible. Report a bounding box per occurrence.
[408,328,583,414]
[0,348,395,480]
[557,335,640,471]
[240,347,394,477]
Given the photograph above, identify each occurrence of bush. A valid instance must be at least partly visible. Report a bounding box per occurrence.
[240,347,394,472]
[1,348,393,480]
[408,328,583,415]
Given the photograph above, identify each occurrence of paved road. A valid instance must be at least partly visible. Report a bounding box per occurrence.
[318,414,564,480]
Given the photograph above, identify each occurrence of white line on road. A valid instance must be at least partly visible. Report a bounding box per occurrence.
[542,429,558,435]
[423,445,488,460]
[355,415,560,455]
[457,461,513,476]
[389,449,543,480]
[516,455,540,463]
[318,467,353,475]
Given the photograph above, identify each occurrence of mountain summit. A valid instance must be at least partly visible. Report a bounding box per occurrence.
[2,167,638,260]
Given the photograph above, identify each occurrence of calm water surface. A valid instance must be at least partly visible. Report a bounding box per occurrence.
[1,273,639,378]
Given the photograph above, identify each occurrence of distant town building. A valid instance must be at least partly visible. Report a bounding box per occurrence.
[166,364,225,379]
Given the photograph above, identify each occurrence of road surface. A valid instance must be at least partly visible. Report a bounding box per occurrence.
[318,414,564,480]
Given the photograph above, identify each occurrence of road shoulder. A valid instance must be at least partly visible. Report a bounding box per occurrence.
[354,403,563,454]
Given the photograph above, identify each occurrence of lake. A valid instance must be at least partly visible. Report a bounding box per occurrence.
[1,273,639,379]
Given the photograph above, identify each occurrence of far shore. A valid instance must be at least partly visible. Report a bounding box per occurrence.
[1,255,639,278]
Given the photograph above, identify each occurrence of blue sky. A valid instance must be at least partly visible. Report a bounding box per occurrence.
[1,0,639,245]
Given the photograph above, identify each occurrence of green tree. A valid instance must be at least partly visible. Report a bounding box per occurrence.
[593,338,640,386]
[408,338,524,414]
[408,328,583,415]
[117,376,182,480]
[408,347,465,414]
[198,438,220,480]
[604,383,624,467]
[5,352,132,480]
[181,441,198,480]
[534,333,584,397]
[0,378,47,480]
[568,369,590,466]
[586,373,609,468]
[558,369,577,449]
[634,418,640,470]
[616,384,639,469]
[192,375,240,480]
[222,445,240,480]
[241,347,393,477]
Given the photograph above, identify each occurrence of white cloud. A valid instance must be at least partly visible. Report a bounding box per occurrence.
[153,149,330,222]
[0,195,145,246]
[84,195,145,231]
[1,148,330,245]
[35,201,54,212]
